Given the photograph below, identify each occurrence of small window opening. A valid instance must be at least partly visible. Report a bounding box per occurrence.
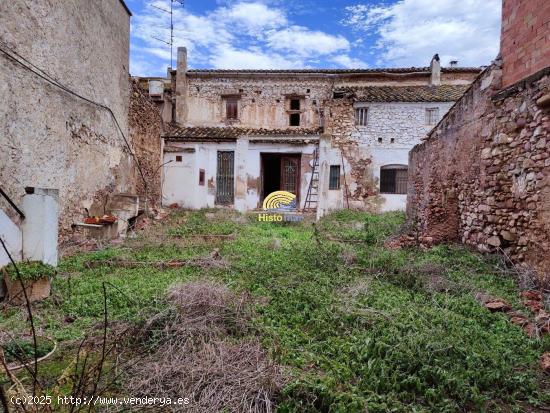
[355,107,368,126]
[226,98,238,120]
[289,113,300,126]
[425,107,440,125]
[306,88,310,93]
[199,169,205,186]
[290,99,300,110]
[239,88,244,93]
[378,138,382,143]
[390,138,395,143]
[175,155,182,162]
[380,165,408,194]
[329,165,341,190]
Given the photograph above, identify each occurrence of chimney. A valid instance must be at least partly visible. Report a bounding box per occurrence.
[175,47,188,124]
[430,54,441,86]
[449,60,458,68]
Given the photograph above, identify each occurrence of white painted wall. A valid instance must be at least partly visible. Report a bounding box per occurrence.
[351,101,454,211]
[352,102,454,147]
[0,210,22,267]
[162,139,319,211]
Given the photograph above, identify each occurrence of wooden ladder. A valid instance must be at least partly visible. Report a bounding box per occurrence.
[303,149,319,212]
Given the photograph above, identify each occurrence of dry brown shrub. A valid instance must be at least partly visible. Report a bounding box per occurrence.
[165,280,250,337]
[126,280,284,412]
[129,339,283,413]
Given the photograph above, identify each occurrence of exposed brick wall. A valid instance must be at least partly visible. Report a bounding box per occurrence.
[501,0,550,88]
[129,79,164,207]
[407,61,550,282]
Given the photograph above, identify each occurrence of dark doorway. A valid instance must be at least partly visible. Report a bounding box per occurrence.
[261,153,301,203]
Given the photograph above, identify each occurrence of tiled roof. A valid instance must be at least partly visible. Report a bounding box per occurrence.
[187,67,481,74]
[164,126,323,140]
[348,85,470,102]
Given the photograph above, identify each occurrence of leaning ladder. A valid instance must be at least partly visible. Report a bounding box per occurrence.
[303,149,319,212]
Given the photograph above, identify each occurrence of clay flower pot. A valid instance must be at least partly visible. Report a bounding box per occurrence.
[2,261,55,304]
[4,276,51,304]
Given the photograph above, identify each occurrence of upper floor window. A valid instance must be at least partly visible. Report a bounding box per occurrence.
[425,107,439,125]
[355,107,368,126]
[329,165,341,190]
[287,96,303,127]
[226,98,239,120]
[380,165,408,194]
[289,113,301,126]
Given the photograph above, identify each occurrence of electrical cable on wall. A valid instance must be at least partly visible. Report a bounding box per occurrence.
[0,41,148,190]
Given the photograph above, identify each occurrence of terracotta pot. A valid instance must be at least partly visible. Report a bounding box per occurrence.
[3,276,51,304]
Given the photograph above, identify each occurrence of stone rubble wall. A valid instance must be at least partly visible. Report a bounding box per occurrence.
[129,79,164,208]
[407,62,550,281]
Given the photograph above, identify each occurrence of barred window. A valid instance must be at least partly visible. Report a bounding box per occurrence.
[380,165,408,194]
[425,107,439,125]
[329,165,341,190]
[355,107,368,126]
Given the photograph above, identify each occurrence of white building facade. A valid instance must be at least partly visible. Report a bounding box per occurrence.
[158,49,479,216]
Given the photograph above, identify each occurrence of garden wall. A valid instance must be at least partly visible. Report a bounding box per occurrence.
[407,61,550,281]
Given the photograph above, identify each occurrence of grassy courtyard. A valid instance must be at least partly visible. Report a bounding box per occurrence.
[1,209,549,412]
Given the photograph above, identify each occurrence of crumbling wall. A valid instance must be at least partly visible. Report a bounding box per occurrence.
[129,79,164,207]
[0,0,135,242]
[185,76,332,129]
[326,97,454,211]
[408,62,550,281]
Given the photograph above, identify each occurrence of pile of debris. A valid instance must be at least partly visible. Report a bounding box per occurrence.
[480,290,549,374]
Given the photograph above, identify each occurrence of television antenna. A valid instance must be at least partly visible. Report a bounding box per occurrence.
[150,0,185,68]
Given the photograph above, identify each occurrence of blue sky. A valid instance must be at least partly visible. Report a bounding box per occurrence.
[126,0,502,76]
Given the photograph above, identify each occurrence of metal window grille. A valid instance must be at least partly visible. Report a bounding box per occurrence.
[425,108,439,125]
[216,151,234,204]
[355,107,368,126]
[380,166,408,194]
[329,165,341,190]
[281,158,298,194]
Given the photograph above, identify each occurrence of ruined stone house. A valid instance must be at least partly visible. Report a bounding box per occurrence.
[0,0,163,265]
[407,0,550,281]
[155,49,479,216]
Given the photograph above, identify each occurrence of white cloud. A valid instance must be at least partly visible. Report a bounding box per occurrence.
[216,2,287,33]
[130,0,362,74]
[343,0,501,67]
[267,26,350,56]
[330,54,368,69]
[210,47,301,69]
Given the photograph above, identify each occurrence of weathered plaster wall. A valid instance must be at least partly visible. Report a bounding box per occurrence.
[162,140,318,210]
[185,76,331,129]
[407,62,550,281]
[0,0,134,240]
